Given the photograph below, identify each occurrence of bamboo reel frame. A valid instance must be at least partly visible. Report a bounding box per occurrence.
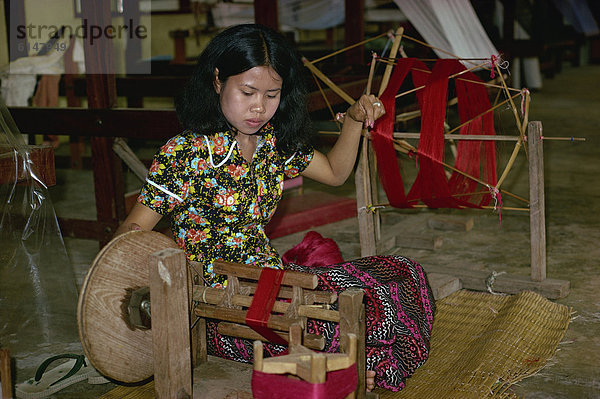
[303,27,565,291]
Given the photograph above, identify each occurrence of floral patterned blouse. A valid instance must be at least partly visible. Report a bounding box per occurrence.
[138,124,314,287]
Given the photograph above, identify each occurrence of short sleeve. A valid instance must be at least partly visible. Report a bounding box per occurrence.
[283,146,314,178]
[138,135,192,215]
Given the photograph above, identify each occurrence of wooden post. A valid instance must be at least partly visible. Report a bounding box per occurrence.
[254,0,279,30]
[5,0,28,61]
[356,137,377,256]
[124,0,143,74]
[528,121,546,281]
[80,0,125,246]
[149,248,192,399]
[188,263,207,366]
[345,0,365,65]
[357,27,404,257]
[169,30,189,65]
[0,348,12,399]
[339,289,365,399]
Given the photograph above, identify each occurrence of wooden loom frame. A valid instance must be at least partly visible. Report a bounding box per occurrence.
[304,28,569,299]
[155,250,370,398]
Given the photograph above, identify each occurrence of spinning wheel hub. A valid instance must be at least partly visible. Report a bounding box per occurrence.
[77,231,179,383]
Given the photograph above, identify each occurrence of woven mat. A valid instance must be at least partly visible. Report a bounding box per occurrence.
[376,290,571,399]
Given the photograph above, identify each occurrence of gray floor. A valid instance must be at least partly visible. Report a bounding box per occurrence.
[1,63,599,398]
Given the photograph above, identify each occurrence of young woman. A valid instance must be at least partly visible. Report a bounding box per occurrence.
[115,24,435,392]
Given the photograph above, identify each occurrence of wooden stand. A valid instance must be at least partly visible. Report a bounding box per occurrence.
[191,261,369,399]
[355,121,570,299]
[0,348,12,399]
[253,332,358,399]
[149,249,192,399]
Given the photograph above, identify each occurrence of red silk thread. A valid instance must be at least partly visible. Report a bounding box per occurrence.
[372,58,499,209]
[245,267,288,346]
[371,58,428,208]
[252,364,357,399]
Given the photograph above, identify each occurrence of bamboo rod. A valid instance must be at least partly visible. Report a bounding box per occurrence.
[365,52,378,95]
[541,136,586,141]
[220,323,325,350]
[400,33,488,69]
[319,129,527,204]
[393,76,506,123]
[495,138,522,190]
[313,74,340,129]
[213,261,318,289]
[494,61,525,139]
[393,138,529,204]
[318,131,521,141]
[522,89,531,137]
[239,281,337,304]
[394,60,499,100]
[395,133,520,141]
[447,94,520,135]
[521,89,531,161]
[194,303,294,332]
[367,203,529,212]
[378,27,404,96]
[302,57,355,105]
[309,32,388,65]
[193,285,341,322]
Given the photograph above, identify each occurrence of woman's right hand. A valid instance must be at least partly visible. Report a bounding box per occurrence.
[345,94,385,129]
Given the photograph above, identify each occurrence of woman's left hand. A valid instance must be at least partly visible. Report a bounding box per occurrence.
[345,94,386,129]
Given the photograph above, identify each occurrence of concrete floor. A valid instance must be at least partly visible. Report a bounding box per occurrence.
[1,63,599,398]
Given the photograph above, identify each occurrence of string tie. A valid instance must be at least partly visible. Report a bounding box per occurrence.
[490,55,497,79]
[358,204,386,214]
[490,54,509,79]
[520,88,530,117]
[485,270,507,295]
[487,184,503,224]
[367,52,378,66]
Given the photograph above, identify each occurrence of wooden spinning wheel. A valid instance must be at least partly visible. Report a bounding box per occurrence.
[77,231,179,383]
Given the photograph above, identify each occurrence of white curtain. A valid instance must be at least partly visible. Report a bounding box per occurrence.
[212,0,346,30]
[279,0,345,30]
[392,0,498,60]
[553,0,600,36]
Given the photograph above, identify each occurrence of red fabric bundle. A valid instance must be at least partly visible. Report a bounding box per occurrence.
[281,231,344,267]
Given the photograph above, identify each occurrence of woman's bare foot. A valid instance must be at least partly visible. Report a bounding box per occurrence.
[366,370,375,392]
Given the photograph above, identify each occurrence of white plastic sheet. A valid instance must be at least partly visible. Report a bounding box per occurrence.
[0,99,79,378]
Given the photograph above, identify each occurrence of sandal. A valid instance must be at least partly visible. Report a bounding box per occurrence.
[16,354,108,399]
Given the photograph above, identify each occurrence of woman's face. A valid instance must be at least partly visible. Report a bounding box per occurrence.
[214,66,282,135]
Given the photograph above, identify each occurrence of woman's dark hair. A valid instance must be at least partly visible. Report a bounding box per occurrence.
[176,24,313,155]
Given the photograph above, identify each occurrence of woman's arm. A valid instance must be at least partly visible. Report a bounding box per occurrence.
[114,202,163,237]
[301,94,385,186]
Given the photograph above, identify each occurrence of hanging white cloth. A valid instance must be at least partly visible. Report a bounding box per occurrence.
[492,0,542,89]
[279,0,345,30]
[211,0,346,30]
[552,0,600,37]
[392,0,499,61]
[0,37,70,106]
